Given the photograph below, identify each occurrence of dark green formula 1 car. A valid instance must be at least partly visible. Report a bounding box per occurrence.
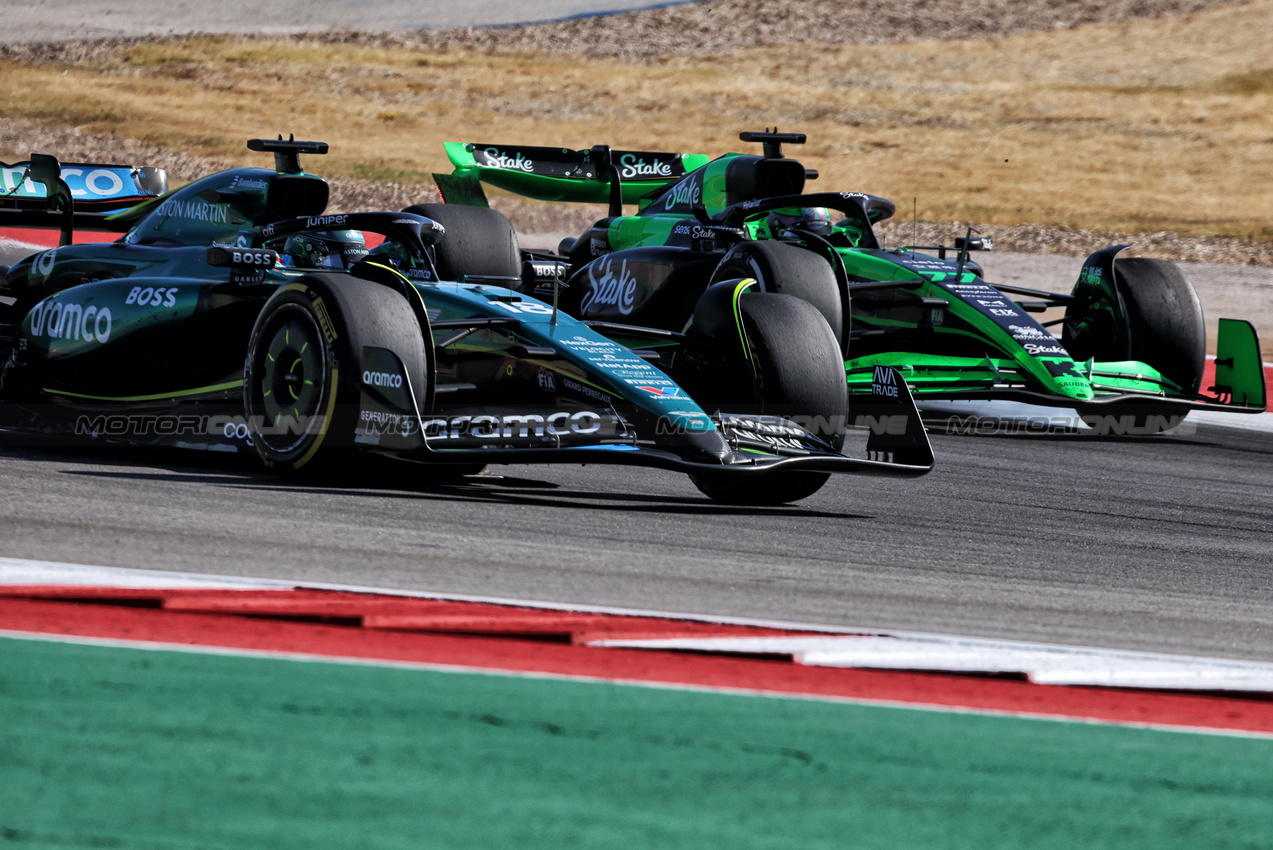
[0,137,934,505]
[435,131,1267,434]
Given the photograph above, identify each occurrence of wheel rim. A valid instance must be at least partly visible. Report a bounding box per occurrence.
[248,305,329,456]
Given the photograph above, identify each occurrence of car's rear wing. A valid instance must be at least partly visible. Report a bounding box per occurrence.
[438,141,710,207]
[0,154,168,243]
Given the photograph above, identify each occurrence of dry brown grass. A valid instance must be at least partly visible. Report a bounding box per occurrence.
[1,0,1271,243]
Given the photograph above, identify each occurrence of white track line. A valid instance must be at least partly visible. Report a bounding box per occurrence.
[5,556,1272,695]
[590,635,1273,693]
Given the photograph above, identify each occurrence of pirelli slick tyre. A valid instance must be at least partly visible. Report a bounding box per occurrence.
[1115,257,1206,397]
[403,203,521,283]
[1065,257,1205,394]
[1064,257,1204,434]
[689,292,847,505]
[243,274,429,479]
[711,241,843,348]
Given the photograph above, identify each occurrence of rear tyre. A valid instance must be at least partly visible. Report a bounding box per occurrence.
[403,203,521,283]
[711,241,844,348]
[688,292,847,505]
[243,274,429,480]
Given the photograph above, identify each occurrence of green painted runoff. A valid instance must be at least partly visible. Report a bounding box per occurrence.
[2,636,1271,849]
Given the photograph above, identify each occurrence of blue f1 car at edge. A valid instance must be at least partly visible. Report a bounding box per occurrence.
[0,137,934,505]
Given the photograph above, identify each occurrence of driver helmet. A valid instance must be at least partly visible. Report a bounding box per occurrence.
[766,207,833,239]
[280,229,367,270]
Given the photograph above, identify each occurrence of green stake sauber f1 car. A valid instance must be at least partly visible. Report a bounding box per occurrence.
[0,137,934,505]
[435,131,1266,433]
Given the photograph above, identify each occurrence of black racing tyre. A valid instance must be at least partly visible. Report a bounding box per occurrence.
[1115,257,1206,396]
[243,274,429,480]
[711,241,844,348]
[403,203,521,283]
[1118,258,1205,434]
[1062,257,1204,435]
[689,292,847,505]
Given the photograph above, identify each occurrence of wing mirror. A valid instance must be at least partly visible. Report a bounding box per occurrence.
[955,234,993,252]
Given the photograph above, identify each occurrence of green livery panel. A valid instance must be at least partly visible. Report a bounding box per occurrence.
[449,131,1266,423]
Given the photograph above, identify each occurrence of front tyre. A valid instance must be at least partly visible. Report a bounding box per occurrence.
[1064,257,1204,434]
[1116,257,1205,396]
[246,290,336,470]
[689,292,847,505]
[243,274,429,479]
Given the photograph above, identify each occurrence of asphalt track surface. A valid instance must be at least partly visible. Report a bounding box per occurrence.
[2,419,1270,662]
[0,0,704,43]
